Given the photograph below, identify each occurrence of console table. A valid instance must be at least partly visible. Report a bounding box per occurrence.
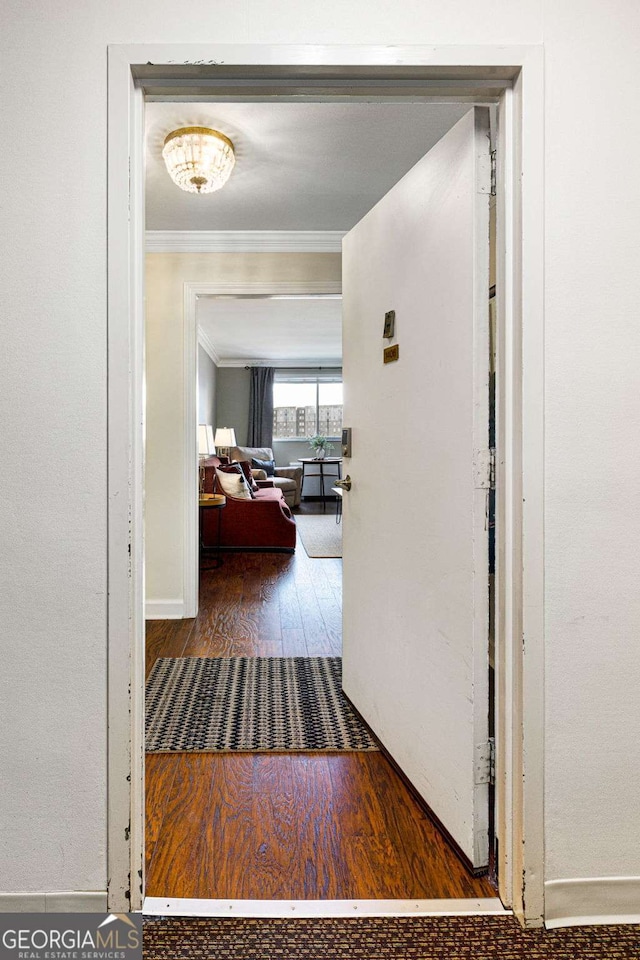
[298,457,342,512]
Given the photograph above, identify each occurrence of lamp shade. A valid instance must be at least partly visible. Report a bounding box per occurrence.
[198,424,215,457]
[214,427,237,448]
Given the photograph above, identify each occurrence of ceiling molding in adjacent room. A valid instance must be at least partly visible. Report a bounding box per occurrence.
[197,327,221,365]
[146,230,345,254]
[197,323,340,368]
[211,357,342,369]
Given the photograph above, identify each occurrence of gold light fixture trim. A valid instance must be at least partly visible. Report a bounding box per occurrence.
[162,126,236,194]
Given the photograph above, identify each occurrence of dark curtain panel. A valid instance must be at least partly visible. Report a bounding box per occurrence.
[248,366,275,447]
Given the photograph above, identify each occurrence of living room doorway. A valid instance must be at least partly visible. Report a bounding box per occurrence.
[106,47,544,924]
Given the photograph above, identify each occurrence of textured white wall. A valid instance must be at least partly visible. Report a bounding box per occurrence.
[145,252,341,606]
[1,0,639,915]
[543,0,640,882]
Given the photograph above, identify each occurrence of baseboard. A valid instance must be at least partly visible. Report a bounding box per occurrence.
[145,599,185,620]
[545,876,640,929]
[0,891,108,913]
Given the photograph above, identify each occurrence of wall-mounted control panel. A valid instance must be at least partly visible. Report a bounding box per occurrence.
[341,427,352,458]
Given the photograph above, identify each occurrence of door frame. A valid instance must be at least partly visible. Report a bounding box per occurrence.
[107,43,545,926]
[184,281,343,619]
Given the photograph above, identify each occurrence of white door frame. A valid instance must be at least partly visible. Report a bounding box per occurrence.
[184,281,343,619]
[107,44,545,926]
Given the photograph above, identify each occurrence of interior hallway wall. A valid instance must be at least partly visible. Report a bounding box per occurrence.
[542,0,640,908]
[197,345,217,426]
[1,0,639,924]
[215,367,250,447]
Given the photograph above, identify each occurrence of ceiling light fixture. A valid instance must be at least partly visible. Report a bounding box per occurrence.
[162,126,235,194]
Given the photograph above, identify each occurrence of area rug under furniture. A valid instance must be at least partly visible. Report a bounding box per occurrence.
[295,513,342,558]
[145,656,378,752]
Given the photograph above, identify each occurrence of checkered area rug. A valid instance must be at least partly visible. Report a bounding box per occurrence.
[145,656,379,752]
[142,916,640,959]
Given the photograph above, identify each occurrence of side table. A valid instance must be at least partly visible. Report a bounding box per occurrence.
[199,494,226,570]
[298,457,343,512]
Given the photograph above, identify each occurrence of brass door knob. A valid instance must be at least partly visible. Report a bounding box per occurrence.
[334,475,352,492]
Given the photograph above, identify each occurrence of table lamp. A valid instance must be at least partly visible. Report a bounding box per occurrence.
[198,424,215,458]
[214,427,236,460]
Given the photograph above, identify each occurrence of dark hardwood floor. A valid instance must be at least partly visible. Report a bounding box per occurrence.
[145,511,495,900]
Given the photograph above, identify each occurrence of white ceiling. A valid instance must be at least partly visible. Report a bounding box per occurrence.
[145,101,470,231]
[198,296,342,366]
[148,101,469,363]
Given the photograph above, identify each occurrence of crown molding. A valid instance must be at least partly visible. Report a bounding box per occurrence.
[197,327,221,365]
[213,357,341,368]
[146,230,345,254]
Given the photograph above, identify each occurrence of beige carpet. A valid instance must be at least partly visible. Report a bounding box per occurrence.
[295,513,342,558]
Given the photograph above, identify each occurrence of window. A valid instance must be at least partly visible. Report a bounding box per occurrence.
[273,373,343,440]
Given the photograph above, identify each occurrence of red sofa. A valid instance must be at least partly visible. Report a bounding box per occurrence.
[201,456,297,552]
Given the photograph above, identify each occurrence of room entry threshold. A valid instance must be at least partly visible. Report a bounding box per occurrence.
[142,896,508,918]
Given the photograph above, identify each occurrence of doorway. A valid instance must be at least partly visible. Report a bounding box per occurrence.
[107,46,545,925]
[147,259,497,902]
[144,100,496,905]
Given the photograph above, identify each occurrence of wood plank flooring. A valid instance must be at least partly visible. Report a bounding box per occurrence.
[145,532,495,900]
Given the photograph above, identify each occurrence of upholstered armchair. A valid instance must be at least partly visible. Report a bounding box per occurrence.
[230,445,303,508]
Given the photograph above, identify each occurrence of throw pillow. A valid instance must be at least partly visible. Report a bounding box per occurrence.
[215,468,253,500]
[251,456,276,477]
[235,459,260,492]
[216,462,256,498]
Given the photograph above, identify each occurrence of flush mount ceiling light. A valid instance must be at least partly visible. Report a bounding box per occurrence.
[162,126,235,194]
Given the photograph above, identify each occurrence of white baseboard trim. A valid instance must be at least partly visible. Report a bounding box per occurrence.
[145,599,185,620]
[545,877,640,929]
[0,891,108,913]
[143,897,508,918]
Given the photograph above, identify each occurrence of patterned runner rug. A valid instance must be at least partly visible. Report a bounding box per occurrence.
[145,656,378,752]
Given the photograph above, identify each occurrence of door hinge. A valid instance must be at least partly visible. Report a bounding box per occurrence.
[490,150,497,196]
[474,447,496,490]
[475,738,496,786]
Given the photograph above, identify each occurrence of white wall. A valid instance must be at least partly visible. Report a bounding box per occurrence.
[145,252,341,608]
[2,0,639,924]
[542,0,640,908]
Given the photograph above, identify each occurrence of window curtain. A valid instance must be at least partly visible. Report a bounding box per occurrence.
[247,366,275,448]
